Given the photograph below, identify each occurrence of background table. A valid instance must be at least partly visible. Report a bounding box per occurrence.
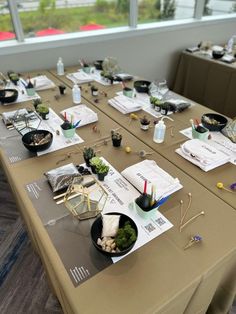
[173,51,236,118]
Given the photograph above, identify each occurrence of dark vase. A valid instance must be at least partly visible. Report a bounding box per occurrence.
[40,111,49,120]
[97,172,108,181]
[59,84,66,95]
[112,138,122,147]
[83,156,91,167]
[140,122,150,131]
[91,165,97,174]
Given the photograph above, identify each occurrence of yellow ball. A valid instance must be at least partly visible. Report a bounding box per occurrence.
[125,146,131,153]
[216,182,224,189]
[130,113,138,120]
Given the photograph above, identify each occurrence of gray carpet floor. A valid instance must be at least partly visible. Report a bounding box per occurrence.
[0,167,63,314]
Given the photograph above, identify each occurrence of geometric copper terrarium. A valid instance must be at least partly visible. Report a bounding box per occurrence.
[63,175,108,220]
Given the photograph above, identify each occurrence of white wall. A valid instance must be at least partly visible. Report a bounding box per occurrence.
[1,17,236,87]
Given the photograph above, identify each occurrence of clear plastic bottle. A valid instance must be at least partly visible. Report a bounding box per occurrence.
[72,84,81,104]
[57,57,64,76]
[153,116,173,143]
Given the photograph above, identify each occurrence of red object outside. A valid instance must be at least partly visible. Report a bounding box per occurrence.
[0,31,15,41]
[36,28,65,37]
[79,23,106,31]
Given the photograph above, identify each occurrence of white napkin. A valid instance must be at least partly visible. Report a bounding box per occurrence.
[108,95,142,114]
[121,159,182,199]
[32,75,56,90]
[60,105,98,127]
[66,71,93,84]
[176,139,230,171]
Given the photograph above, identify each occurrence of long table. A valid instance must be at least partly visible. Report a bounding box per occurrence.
[1,70,236,314]
[172,50,236,118]
[50,67,236,210]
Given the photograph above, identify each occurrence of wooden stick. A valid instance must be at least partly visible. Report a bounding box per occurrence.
[180,211,205,232]
[179,200,184,229]
[180,193,192,227]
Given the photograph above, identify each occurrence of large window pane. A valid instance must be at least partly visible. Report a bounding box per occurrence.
[204,0,236,16]
[0,0,16,41]
[18,0,129,38]
[138,0,195,24]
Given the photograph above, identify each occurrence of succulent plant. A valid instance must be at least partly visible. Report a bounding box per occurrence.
[140,115,150,125]
[90,156,102,167]
[111,130,122,140]
[36,103,49,114]
[7,71,19,85]
[150,96,163,107]
[83,147,95,160]
[96,163,109,174]
[33,98,42,107]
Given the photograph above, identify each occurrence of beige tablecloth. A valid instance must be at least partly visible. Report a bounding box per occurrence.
[1,70,236,314]
[173,51,236,118]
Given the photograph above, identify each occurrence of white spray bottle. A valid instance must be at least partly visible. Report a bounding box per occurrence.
[153,116,174,143]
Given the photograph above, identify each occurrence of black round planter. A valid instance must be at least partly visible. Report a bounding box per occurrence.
[59,84,66,95]
[112,138,122,147]
[39,111,49,120]
[83,156,91,167]
[97,172,108,181]
[91,165,97,174]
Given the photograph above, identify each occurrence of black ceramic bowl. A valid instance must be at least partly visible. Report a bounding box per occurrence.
[201,113,228,131]
[94,60,103,70]
[0,89,19,104]
[22,130,53,152]
[134,80,151,93]
[91,212,138,257]
[212,50,225,59]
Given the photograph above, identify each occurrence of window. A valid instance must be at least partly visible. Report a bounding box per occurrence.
[1,0,236,44]
[203,0,236,16]
[18,0,129,39]
[0,0,16,41]
[138,0,195,24]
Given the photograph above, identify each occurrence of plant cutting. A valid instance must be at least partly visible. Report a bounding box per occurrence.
[90,156,102,174]
[140,115,150,131]
[32,98,42,110]
[96,163,109,181]
[83,147,96,167]
[36,103,49,120]
[7,71,20,86]
[111,130,122,147]
[150,96,163,112]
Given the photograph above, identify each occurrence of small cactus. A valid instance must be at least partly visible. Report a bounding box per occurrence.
[111,130,122,140]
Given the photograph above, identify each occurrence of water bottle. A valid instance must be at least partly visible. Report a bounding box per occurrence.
[227,37,234,54]
[57,57,64,76]
[153,116,173,143]
[72,84,81,104]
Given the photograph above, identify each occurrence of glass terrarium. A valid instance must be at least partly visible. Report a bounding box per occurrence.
[64,176,108,220]
[11,110,42,135]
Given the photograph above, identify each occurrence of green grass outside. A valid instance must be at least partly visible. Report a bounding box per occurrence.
[0,4,160,35]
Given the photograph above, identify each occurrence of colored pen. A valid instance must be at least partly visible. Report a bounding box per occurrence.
[70,114,74,127]
[64,111,67,121]
[73,120,81,128]
[150,185,156,206]
[144,180,147,194]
